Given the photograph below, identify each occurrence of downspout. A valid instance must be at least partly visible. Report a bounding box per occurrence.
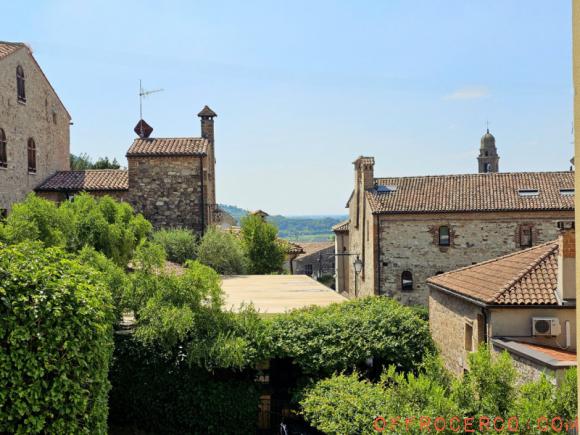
[482,308,489,345]
[376,216,381,296]
[199,156,205,234]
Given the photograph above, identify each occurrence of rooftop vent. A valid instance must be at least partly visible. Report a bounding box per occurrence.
[376,185,397,193]
[559,188,575,196]
[518,189,539,197]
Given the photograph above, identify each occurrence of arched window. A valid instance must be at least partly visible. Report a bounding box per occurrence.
[401,271,413,291]
[27,138,36,173]
[438,225,450,246]
[16,66,25,102]
[0,129,6,168]
[484,162,492,173]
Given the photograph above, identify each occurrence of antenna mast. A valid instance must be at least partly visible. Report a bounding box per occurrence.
[139,79,164,120]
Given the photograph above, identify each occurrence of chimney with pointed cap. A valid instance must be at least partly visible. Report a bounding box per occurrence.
[198,105,217,143]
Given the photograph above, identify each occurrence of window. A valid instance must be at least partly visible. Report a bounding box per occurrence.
[465,323,473,352]
[519,225,532,248]
[16,65,25,102]
[0,129,6,168]
[477,314,485,344]
[518,189,539,197]
[438,225,450,246]
[483,162,491,173]
[560,188,575,196]
[401,271,413,291]
[304,264,313,276]
[27,138,36,173]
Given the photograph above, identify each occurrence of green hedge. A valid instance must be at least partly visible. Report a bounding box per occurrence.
[0,242,113,434]
[109,334,260,435]
[152,228,197,264]
[268,296,434,376]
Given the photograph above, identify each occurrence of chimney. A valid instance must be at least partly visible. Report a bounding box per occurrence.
[197,105,217,143]
[557,221,576,302]
[353,156,375,191]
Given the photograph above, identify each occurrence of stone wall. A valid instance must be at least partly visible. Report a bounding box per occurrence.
[294,245,335,277]
[0,48,70,212]
[378,211,573,306]
[127,155,206,231]
[429,287,485,376]
[335,232,350,294]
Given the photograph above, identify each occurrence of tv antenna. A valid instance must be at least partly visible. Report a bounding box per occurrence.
[139,79,164,119]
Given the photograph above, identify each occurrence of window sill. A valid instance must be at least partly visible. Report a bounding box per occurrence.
[17,99,26,105]
[28,171,36,175]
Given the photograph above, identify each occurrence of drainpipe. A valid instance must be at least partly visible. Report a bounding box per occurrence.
[199,156,205,234]
[482,308,489,345]
[377,217,381,296]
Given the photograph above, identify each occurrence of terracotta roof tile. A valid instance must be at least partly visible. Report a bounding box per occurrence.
[332,220,350,232]
[428,241,560,306]
[35,170,128,191]
[368,171,574,214]
[126,137,208,157]
[296,242,334,259]
[0,41,25,60]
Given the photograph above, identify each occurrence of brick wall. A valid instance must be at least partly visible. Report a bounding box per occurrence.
[0,48,70,212]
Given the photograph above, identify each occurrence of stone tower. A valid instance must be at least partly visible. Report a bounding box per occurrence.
[477,129,499,173]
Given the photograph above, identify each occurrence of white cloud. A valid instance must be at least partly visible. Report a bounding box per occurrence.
[444,86,490,100]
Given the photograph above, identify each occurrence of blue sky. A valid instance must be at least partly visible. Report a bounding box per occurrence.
[3,1,573,215]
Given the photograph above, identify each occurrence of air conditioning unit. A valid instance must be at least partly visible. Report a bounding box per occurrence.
[532,317,561,337]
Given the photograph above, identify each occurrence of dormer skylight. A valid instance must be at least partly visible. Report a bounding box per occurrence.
[518,189,540,197]
[559,188,575,196]
[376,185,397,193]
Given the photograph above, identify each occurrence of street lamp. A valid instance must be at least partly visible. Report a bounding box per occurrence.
[353,255,363,296]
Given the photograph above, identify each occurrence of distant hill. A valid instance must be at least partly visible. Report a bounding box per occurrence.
[218,204,346,242]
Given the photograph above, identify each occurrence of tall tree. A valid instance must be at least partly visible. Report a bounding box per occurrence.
[240,214,285,274]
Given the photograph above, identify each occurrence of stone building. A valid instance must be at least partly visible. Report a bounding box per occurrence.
[0,41,71,215]
[36,106,219,233]
[428,223,576,383]
[334,131,575,305]
[292,242,335,278]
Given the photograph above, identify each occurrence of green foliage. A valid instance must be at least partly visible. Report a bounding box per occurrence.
[240,214,285,274]
[268,296,434,376]
[152,228,197,264]
[196,226,247,274]
[0,193,151,266]
[452,345,517,418]
[70,153,121,170]
[109,334,260,435]
[301,345,578,435]
[301,372,386,435]
[0,242,113,434]
[132,261,264,370]
[76,245,129,322]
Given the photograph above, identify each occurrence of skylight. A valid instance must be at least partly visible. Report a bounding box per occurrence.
[376,185,397,193]
[518,189,540,197]
[560,188,575,196]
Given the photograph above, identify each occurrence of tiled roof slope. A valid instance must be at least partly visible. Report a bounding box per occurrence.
[427,241,559,306]
[332,220,350,232]
[368,171,574,214]
[296,242,334,259]
[0,41,25,60]
[36,170,129,191]
[126,137,208,157]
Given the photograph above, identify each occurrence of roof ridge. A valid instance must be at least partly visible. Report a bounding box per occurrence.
[60,169,127,173]
[494,243,559,302]
[133,136,205,141]
[374,170,575,181]
[430,241,558,280]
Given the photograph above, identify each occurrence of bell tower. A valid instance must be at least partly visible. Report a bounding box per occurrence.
[478,128,499,173]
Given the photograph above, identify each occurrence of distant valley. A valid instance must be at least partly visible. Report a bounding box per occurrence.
[218,204,346,242]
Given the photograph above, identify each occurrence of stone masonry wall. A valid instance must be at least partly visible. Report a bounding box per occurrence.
[127,155,205,231]
[429,287,484,376]
[378,211,573,306]
[0,48,70,212]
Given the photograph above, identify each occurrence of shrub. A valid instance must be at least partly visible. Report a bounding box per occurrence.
[0,242,113,434]
[240,214,285,274]
[268,296,434,377]
[152,228,197,264]
[109,334,260,435]
[196,226,247,274]
[0,193,151,266]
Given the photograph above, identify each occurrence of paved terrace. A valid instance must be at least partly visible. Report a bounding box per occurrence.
[220,275,347,313]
